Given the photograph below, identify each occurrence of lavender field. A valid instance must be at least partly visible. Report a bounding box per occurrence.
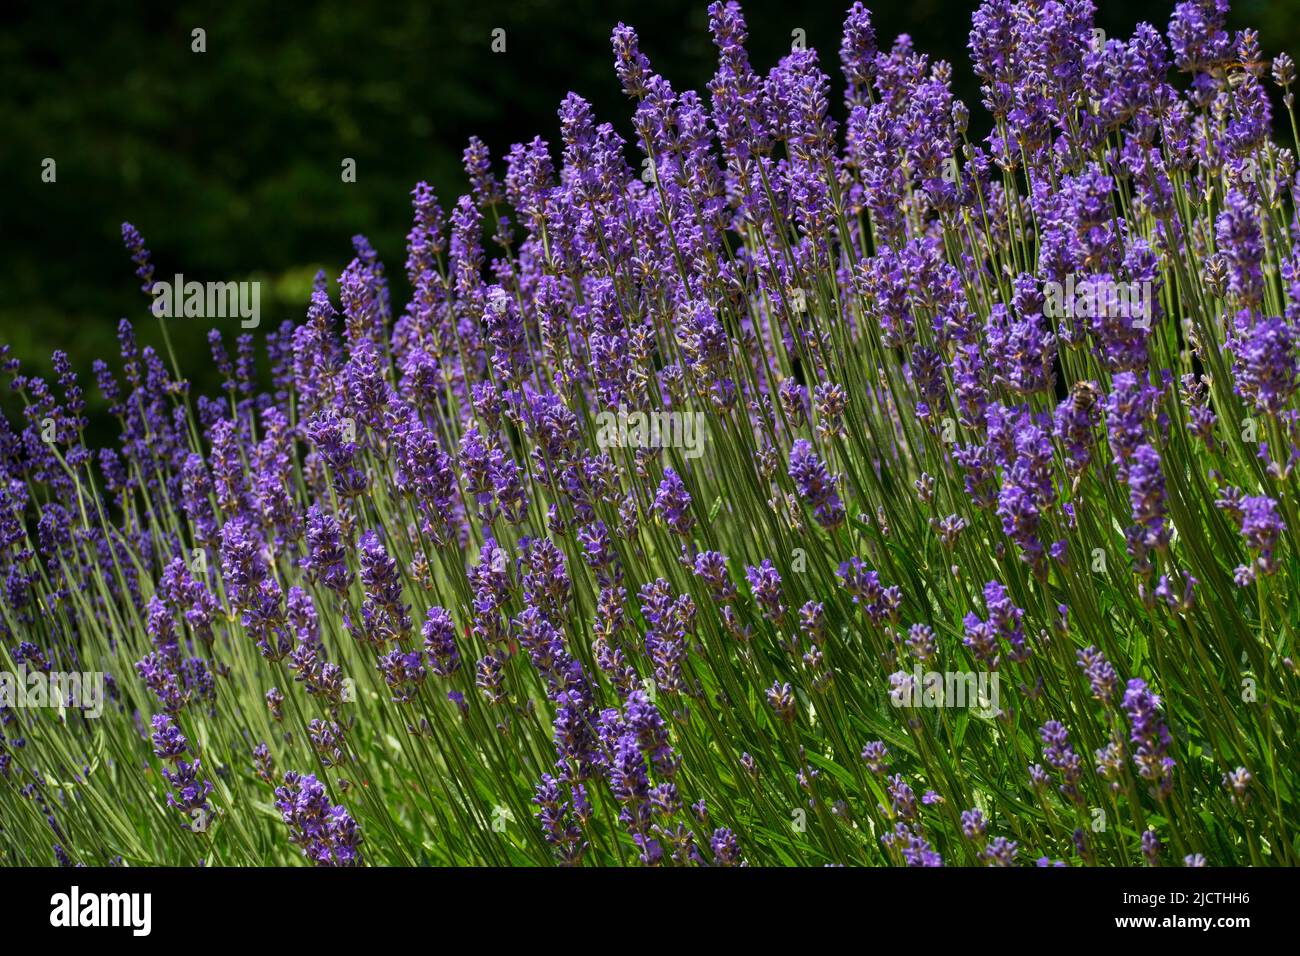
[1,0,1297,867]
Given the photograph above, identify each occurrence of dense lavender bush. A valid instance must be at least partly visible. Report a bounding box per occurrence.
[1,0,1298,867]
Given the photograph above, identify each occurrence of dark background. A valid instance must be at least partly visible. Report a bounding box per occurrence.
[3,0,1296,434]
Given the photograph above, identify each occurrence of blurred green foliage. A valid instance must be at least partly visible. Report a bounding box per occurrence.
[3,0,1298,441]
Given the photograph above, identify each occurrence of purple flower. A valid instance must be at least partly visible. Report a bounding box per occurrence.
[1169,0,1232,74]
[253,743,275,784]
[378,648,427,703]
[577,519,621,587]
[475,654,506,705]
[274,771,362,866]
[744,559,786,623]
[766,681,796,724]
[1221,494,1287,583]
[788,439,844,529]
[612,22,653,100]
[962,580,1026,668]
[1076,646,1119,702]
[160,558,218,646]
[1039,720,1084,803]
[349,531,411,645]
[839,2,877,105]
[304,504,353,596]
[150,715,213,831]
[1123,679,1175,797]
[837,558,900,625]
[1216,191,1264,307]
[995,417,1056,574]
[1127,445,1170,553]
[219,515,267,608]
[1231,314,1298,416]
[692,550,737,603]
[1222,766,1252,806]
[961,808,987,840]
[710,827,743,866]
[306,412,368,499]
[533,774,586,865]
[120,222,155,294]
[1141,829,1161,865]
[653,468,695,536]
[638,579,693,694]
[984,836,1018,867]
[422,606,461,677]
[1054,382,1100,478]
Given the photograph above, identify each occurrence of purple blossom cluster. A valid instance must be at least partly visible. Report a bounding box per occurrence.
[273,771,363,866]
[1,0,1296,868]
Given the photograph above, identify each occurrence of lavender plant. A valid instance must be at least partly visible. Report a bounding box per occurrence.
[1,0,1298,867]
